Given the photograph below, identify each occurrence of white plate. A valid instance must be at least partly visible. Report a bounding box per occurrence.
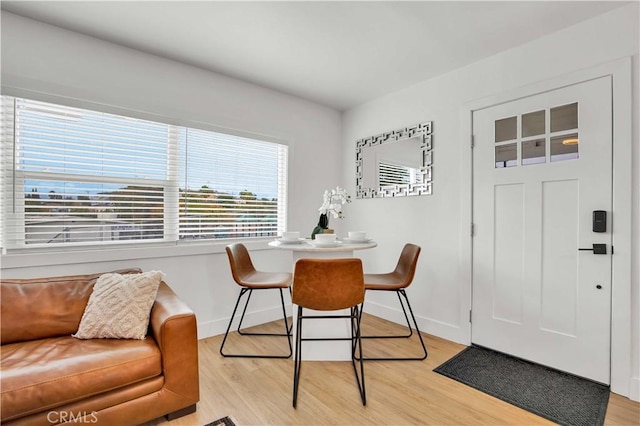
[277,238,304,244]
[310,241,342,248]
[342,238,373,244]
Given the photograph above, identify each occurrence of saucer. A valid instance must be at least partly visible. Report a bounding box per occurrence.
[277,238,304,244]
[310,241,341,248]
[342,238,373,244]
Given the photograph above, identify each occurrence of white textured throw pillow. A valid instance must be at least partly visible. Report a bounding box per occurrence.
[73,271,164,340]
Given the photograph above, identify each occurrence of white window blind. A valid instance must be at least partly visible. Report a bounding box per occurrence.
[0,96,287,251]
[379,162,415,187]
[179,128,287,240]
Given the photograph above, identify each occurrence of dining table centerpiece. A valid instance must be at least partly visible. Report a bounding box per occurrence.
[311,186,351,239]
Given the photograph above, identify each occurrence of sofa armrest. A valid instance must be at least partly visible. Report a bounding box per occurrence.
[149,282,199,403]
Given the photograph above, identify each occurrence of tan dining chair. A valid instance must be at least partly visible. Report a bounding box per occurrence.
[292,258,366,408]
[359,243,428,361]
[220,242,292,358]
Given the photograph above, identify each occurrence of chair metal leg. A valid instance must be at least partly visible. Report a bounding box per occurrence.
[359,290,413,339]
[357,289,428,361]
[292,306,303,408]
[350,305,366,405]
[293,306,366,407]
[237,288,292,337]
[220,287,292,358]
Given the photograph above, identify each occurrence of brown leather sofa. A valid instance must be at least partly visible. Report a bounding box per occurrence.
[0,268,200,425]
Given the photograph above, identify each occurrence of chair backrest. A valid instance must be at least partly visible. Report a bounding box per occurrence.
[226,243,257,286]
[292,258,364,311]
[393,243,421,289]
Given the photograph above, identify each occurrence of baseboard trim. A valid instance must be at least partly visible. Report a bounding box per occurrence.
[629,377,640,402]
[362,300,465,345]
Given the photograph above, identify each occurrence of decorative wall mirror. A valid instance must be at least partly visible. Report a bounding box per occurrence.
[356,121,433,198]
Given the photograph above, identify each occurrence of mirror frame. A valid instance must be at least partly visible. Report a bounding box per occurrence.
[355,121,433,198]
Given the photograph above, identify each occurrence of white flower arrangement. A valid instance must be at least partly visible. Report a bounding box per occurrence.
[318,186,351,219]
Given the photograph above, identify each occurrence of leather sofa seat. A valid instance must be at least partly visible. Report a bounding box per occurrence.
[2,337,162,421]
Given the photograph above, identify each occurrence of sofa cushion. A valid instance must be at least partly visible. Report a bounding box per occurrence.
[0,268,142,344]
[0,335,162,421]
[74,271,163,340]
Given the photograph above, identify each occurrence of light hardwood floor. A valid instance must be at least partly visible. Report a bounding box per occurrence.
[154,314,639,426]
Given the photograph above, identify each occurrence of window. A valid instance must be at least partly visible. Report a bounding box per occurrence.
[0,96,287,251]
[494,102,579,168]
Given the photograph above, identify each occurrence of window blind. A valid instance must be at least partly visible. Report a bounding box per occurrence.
[379,162,415,187]
[178,128,287,240]
[0,96,287,251]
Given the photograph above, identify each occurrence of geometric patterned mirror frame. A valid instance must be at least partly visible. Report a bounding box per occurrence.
[356,121,433,198]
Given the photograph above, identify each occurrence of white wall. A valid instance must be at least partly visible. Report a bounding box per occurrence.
[342,4,639,399]
[0,12,343,337]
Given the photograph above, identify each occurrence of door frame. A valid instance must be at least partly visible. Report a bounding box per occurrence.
[459,57,632,398]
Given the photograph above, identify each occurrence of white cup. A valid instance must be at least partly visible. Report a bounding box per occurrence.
[348,231,367,241]
[282,231,300,241]
[315,233,337,244]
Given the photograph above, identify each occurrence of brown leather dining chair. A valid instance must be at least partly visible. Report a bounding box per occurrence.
[291,258,366,408]
[359,243,428,361]
[220,242,292,358]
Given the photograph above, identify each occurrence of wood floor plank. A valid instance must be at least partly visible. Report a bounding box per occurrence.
[150,314,639,425]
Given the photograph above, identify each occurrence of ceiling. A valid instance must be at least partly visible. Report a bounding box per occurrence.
[1,1,630,111]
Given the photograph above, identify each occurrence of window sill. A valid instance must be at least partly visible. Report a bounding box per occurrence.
[0,239,274,269]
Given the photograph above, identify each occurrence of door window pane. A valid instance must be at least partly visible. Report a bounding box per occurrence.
[550,133,579,162]
[495,143,517,168]
[495,117,517,142]
[551,103,578,133]
[522,138,546,165]
[522,110,545,137]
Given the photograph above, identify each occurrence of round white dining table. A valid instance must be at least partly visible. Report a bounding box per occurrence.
[268,238,377,361]
[268,238,377,256]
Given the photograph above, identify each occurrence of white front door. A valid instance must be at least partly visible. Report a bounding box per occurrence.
[471,76,612,384]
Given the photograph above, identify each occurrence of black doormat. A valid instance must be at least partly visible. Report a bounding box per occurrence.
[433,346,610,426]
[204,416,236,426]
